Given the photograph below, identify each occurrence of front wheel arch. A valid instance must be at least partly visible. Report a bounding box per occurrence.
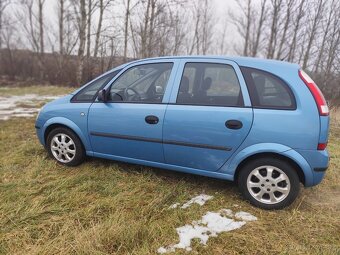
[44,123,71,144]
[42,117,92,153]
[234,152,305,185]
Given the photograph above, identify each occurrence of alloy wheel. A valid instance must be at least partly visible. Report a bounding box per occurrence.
[50,133,76,163]
[246,165,291,204]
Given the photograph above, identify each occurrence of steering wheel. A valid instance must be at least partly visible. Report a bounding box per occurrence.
[123,87,140,101]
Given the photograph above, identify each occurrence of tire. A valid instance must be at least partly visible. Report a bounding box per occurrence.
[238,157,300,210]
[46,127,86,166]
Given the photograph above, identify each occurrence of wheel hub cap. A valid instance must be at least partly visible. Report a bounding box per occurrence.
[247,165,291,204]
[50,133,76,163]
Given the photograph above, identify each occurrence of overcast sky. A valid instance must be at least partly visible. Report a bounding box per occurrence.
[40,0,240,56]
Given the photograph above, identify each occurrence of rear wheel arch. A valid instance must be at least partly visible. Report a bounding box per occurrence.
[234,152,305,185]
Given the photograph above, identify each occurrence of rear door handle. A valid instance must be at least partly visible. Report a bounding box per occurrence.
[145,115,159,124]
[225,120,243,130]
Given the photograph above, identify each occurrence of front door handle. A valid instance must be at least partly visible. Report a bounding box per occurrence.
[145,115,159,125]
[225,120,243,130]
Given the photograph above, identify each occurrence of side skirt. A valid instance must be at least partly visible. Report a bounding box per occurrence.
[89,152,235,181]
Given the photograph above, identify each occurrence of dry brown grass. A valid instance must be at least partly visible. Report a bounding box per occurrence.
[331,107,340,126]
[0,87,339,254]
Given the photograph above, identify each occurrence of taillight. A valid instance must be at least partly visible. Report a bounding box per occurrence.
[299,70,329,116]
[317,143,327,150]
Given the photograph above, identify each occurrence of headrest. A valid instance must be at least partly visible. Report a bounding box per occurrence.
[202,77,212,90]
[180,76,190,92]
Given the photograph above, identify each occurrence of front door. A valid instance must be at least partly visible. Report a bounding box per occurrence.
[163,59,253,171]
[88,60,178,163]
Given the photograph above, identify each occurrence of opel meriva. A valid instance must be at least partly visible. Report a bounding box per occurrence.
[35,56,330,209]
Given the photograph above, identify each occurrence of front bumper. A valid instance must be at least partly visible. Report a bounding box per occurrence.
[35,123,45,146]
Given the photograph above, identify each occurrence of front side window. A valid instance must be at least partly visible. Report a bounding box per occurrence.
[72,70,121,102]
[176,63,243,107]
[241,67,296,109]
[109,63,173,103]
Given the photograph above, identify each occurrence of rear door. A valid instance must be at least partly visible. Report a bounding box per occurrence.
[163,58,253,171]
[88,59,179,163]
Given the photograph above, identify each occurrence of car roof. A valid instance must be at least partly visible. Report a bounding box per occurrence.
[112,55,300,73]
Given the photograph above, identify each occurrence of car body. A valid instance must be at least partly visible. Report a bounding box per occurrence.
[35,56,330,209]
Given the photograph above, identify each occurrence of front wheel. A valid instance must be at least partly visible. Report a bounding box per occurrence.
[238,157,300,210]
[46,127,86,166]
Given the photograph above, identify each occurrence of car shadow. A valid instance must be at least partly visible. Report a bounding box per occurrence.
[86,156,238,193]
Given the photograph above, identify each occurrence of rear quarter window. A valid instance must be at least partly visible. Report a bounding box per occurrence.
[241,67,296,110]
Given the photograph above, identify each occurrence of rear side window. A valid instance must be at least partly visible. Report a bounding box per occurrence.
[177,63,243,107]
[72,69,121,102]
[241,67,296,109]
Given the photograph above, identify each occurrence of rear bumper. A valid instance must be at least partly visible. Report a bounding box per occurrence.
[295,149,329,186]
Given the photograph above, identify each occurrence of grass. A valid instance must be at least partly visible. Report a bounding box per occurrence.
[0,86,340,254]
[0,86,74,97]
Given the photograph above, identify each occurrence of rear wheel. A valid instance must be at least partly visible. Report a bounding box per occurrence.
[238,157,300,210]
[46,127,85,166]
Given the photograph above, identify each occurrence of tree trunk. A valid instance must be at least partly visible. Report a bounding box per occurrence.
[314,0,335,72]
[86,0,91,58]
[59,0,64,55]
[77,0,87,85]
[140,0,151,58]
[287,0,305,62]
[147,0,155,57]
[123,0,131,61]
[276,0,293,60]
[302,0,324,69]
[251,0,267,57]
[38,0,45,80]
[243,0,252,56]
[267,0,283,59]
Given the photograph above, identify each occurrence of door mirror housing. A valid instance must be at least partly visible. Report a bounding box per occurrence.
[97,89,107,102]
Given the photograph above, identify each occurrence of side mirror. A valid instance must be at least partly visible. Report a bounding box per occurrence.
[97,89,107,102]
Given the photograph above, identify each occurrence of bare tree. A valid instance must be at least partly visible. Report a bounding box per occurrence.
[72,0,87,84]
[250,0,267,57]
[302,0,324,69]
[266,0,283,59]
[123,0,131,60]
[94,0,111,58]
[37,0,45,80]
[314,0,336,72]
[275,0,294,60]
[188,0,214,55]
[243,0,251,56]
[287,0,305,62]
[0,0,11,49]
[200,0,214,55]
[18,0,45,79]
[58,0,65,55]
[86,0,92,58]
[323,7,340,79]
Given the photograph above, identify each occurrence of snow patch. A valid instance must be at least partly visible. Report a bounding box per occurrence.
[234,211,257,222]
[0,94,61,120]
[169,194,214,210]
[158,209,257,253]
[168,203,180,209]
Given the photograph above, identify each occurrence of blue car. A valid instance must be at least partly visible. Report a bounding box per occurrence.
[35,56,330,209]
